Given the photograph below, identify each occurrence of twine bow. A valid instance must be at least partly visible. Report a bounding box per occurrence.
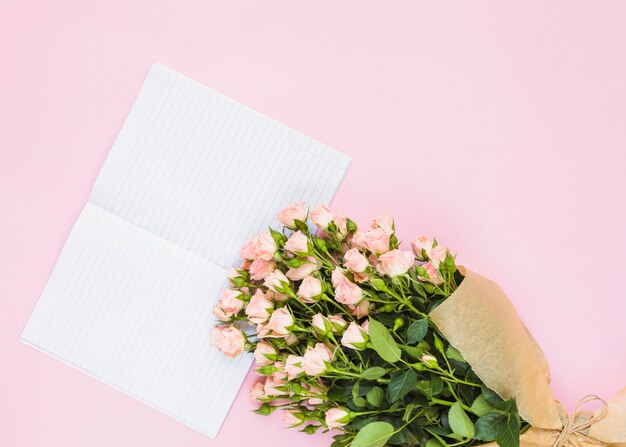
[553,395,609,447]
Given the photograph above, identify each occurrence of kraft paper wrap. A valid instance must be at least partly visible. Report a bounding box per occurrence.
[428,267,626,447]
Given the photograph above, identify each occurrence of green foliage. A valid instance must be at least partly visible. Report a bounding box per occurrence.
[351,422,395,447]
[368,318,402,363]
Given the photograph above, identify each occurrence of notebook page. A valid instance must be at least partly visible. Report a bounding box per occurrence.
[21,203,252,438]
[90,63,351,268]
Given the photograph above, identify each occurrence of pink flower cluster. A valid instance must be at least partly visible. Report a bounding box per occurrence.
[210,202,452,432]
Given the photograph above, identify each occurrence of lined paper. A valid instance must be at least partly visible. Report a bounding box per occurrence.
[21,64,351,438]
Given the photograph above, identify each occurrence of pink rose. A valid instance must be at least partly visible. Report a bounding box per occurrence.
[239,236,257,260]
[303,343,333,376]
[213,289,244,321]
[306,382,327,405]
[210,325,246,357]
[348,300,370,319]
[344,247,369,273]
[253,341,278,366]
[411,236,434,261]
[277,202,306,228]
[264,269,290,293]
[264,375,286,396]
[376,249,415,277]
[333,215,348,237]
[284,355,305,380]
[341,321,370,350]
[297,276,322,302]
[327,315,348,333]
[430,245,448,268]
[311,313,332,336]
[361,227,392,254]
[266,307,294,337]
[372,214,394,232]
[286,257,319,281]
[284,231,309,254]
[272,361,288,382]
[245,289,274,324]
[352,271,371,283]
[310,204,333,230]
[248,380,265,403]
[351,229,368,251]
[249,258,276,281]
[282,410,304,427]
[325,407,350,429]
[267,290,290,302]
[334,281,363,306]
[331,268,351,288]
[419,261,442,285]
[254,232,277,261]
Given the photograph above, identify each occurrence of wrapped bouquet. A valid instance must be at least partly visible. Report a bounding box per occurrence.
[211,203,626,447]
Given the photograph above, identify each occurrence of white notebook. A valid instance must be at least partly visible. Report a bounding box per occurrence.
[21,64,351,438]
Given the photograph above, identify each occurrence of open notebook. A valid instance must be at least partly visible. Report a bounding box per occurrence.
[21,64,351,438]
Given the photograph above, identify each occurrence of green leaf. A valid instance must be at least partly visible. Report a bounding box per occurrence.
[433,334,445,354]
[366,386,385,407]
[301,424,321,434]
[400,344,426,360]
[448,401,475,438]
[353,396,367,407]
[446,345,466,363]
[496,413,520,447]
[430,374,443,395]
[482,386,504,405]
[406,319,429,344]
[370,278,389,292]
[352,382,360,400]
[351,421,395,447]
[254,404,279,416]
[425,439,443,447]
[360,367,388,380]
[369,318,402,363]
[474,412,506,441]
[387,369,417,402]
[470,395,494,417]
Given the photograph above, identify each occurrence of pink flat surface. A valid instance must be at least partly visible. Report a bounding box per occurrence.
[1,1,625,446]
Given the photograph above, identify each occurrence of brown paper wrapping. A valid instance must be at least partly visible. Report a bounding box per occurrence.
[428,267,626,447]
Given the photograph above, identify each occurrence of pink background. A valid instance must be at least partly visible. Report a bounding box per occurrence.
[1,1,625,446]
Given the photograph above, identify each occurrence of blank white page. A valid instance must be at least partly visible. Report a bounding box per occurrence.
[90,63,351,267]
[21,204,251,437]
[21,64,350,439]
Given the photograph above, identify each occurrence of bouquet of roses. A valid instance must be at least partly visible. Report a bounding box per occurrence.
[211,203,626,447]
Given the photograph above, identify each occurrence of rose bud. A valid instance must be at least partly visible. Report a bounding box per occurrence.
[213,289,245,321]
[303,343,333,376]
[327,314,348,334]
[418,262,442,285]
[340,321,369,350]
[421,354,439,369]
[371,214,394,232]
[254,232,277,261]
[253,341,278,366]
[286,257,320,281]
[310,204,333,230]
[248,380,266,403]
[266,307,294,337]
[344,247,369,273]
[277,202,307,228]
[245,289,274,324]
[348,300,370,319]
[282,409,305,427]
[334,281,363,306]
[430,244,449,268]
[264,269,290,293]
[249,258,276,281]
[284,355,305,380]
[411,236,434,261]
[298,276,323,303]
[361,227,392,254]
[376,249,415,277]
[210,325,246,358]
[325,407,351,429]
[311,313,333,337]
[284,230,310,254]
[239,236,257,260]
